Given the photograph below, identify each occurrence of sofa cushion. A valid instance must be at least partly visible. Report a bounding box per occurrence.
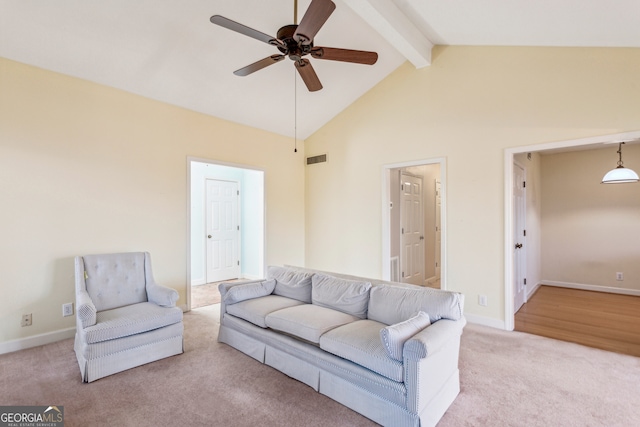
[380,311,431,361]
[320,319,404,382]
[226,295,304,328]
[368,284,464,325]
[311,273,372,319]
[265,305,359,343]
[81,302,183,344]
[223,279,276,305]
[267,266,314,303]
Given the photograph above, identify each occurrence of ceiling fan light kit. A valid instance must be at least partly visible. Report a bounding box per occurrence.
[210,0,378,92]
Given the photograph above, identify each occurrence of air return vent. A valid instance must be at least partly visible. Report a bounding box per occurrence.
[306,154,327,165]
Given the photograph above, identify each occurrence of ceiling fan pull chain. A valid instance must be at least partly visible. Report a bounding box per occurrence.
[294,67,298,153]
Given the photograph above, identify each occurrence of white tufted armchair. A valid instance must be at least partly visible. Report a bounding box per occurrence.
[74,252,184,382]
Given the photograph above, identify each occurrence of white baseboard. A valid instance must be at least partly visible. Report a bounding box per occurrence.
[191,278,206,286]
[0,327,75,355]
[464,313,506,330]
[543,280,640,297]
[526,281,542,300]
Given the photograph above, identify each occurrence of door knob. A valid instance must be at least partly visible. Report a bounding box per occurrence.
[515,243,523,249]
[207,235,212,239]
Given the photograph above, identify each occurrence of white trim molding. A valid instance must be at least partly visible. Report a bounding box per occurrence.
[0,327,75,355]
[543,281,640,297]
[464,313,506,330]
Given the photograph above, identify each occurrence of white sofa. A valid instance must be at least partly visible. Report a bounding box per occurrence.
[218,266,466,427]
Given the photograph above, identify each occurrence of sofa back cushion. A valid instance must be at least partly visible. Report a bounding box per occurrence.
[311,273,372,319]
[267,266,314,303]
[82,252,148,312]
[368,284,464,325]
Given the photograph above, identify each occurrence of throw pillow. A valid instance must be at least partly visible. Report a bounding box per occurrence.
[223,279,276,305]
[380,311,431,361]
[267,266,314,303]
[311,273,372,319]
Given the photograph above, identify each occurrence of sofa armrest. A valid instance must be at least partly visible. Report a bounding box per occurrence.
[403,317,467,360]
[77,290,97,329]
[218,279,265,299]
[147,281,179,307]
[218,280,265,324]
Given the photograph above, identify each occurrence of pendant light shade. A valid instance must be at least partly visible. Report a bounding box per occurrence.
[601,142,639,184]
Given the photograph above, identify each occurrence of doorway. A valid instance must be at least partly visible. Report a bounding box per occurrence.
[503,129,640,330]
[382,159,446,288]
[188,158,265,310]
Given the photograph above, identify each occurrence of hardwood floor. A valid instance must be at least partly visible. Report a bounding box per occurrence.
[515,285,640,357]
[191,282,222,309]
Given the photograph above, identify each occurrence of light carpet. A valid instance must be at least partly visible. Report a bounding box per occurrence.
[1,304,638,426]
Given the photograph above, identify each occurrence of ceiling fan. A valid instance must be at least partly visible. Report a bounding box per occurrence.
[210,0,378,92]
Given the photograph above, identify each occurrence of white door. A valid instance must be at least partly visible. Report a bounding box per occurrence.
[513,163,527,313]
[400,173,424,285]
[434,179,442,286]
[206,179,240,283]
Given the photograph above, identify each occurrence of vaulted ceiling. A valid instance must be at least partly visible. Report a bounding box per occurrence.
[2,1,639,139]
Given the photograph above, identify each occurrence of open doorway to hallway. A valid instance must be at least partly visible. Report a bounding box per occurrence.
[504,130,640,331]
[382,159,446,289]
[188,159,265,310]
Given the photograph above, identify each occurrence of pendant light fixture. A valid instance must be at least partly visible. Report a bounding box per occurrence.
[601,142,639,184]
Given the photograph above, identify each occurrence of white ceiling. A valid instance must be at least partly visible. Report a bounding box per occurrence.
[1,1,639,139]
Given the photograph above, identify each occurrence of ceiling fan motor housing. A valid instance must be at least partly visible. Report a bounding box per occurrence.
[277,25,313,61]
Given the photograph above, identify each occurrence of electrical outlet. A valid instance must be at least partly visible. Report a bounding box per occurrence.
[616,272,624,281]
[62,303,74,317]
[478,295,488,307]
[21,313,32,327]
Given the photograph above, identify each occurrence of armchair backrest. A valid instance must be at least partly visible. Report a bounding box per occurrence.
[78,252,149,312]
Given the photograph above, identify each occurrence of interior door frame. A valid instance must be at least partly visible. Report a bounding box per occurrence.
[512,160,527,313]
[187,156,266,311]
[503,130,640,330]
[382,158,447,288]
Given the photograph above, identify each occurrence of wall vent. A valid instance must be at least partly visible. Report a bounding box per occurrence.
[306,154,327,165]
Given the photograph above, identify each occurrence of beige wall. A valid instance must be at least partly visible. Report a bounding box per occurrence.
[541,145,640,290]
[0,58,305,345]
[305,46,640,324]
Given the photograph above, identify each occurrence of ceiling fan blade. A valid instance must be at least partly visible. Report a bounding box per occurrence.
[295,59,323,92]
[210,15,284,48]
[310,47,378,65]
[234,55,286,76]
[293,0,336,45]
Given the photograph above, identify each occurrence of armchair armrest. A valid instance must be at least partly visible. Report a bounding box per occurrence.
[147,281,179,307]
[403,317,466,360]
[77,290,97,329]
